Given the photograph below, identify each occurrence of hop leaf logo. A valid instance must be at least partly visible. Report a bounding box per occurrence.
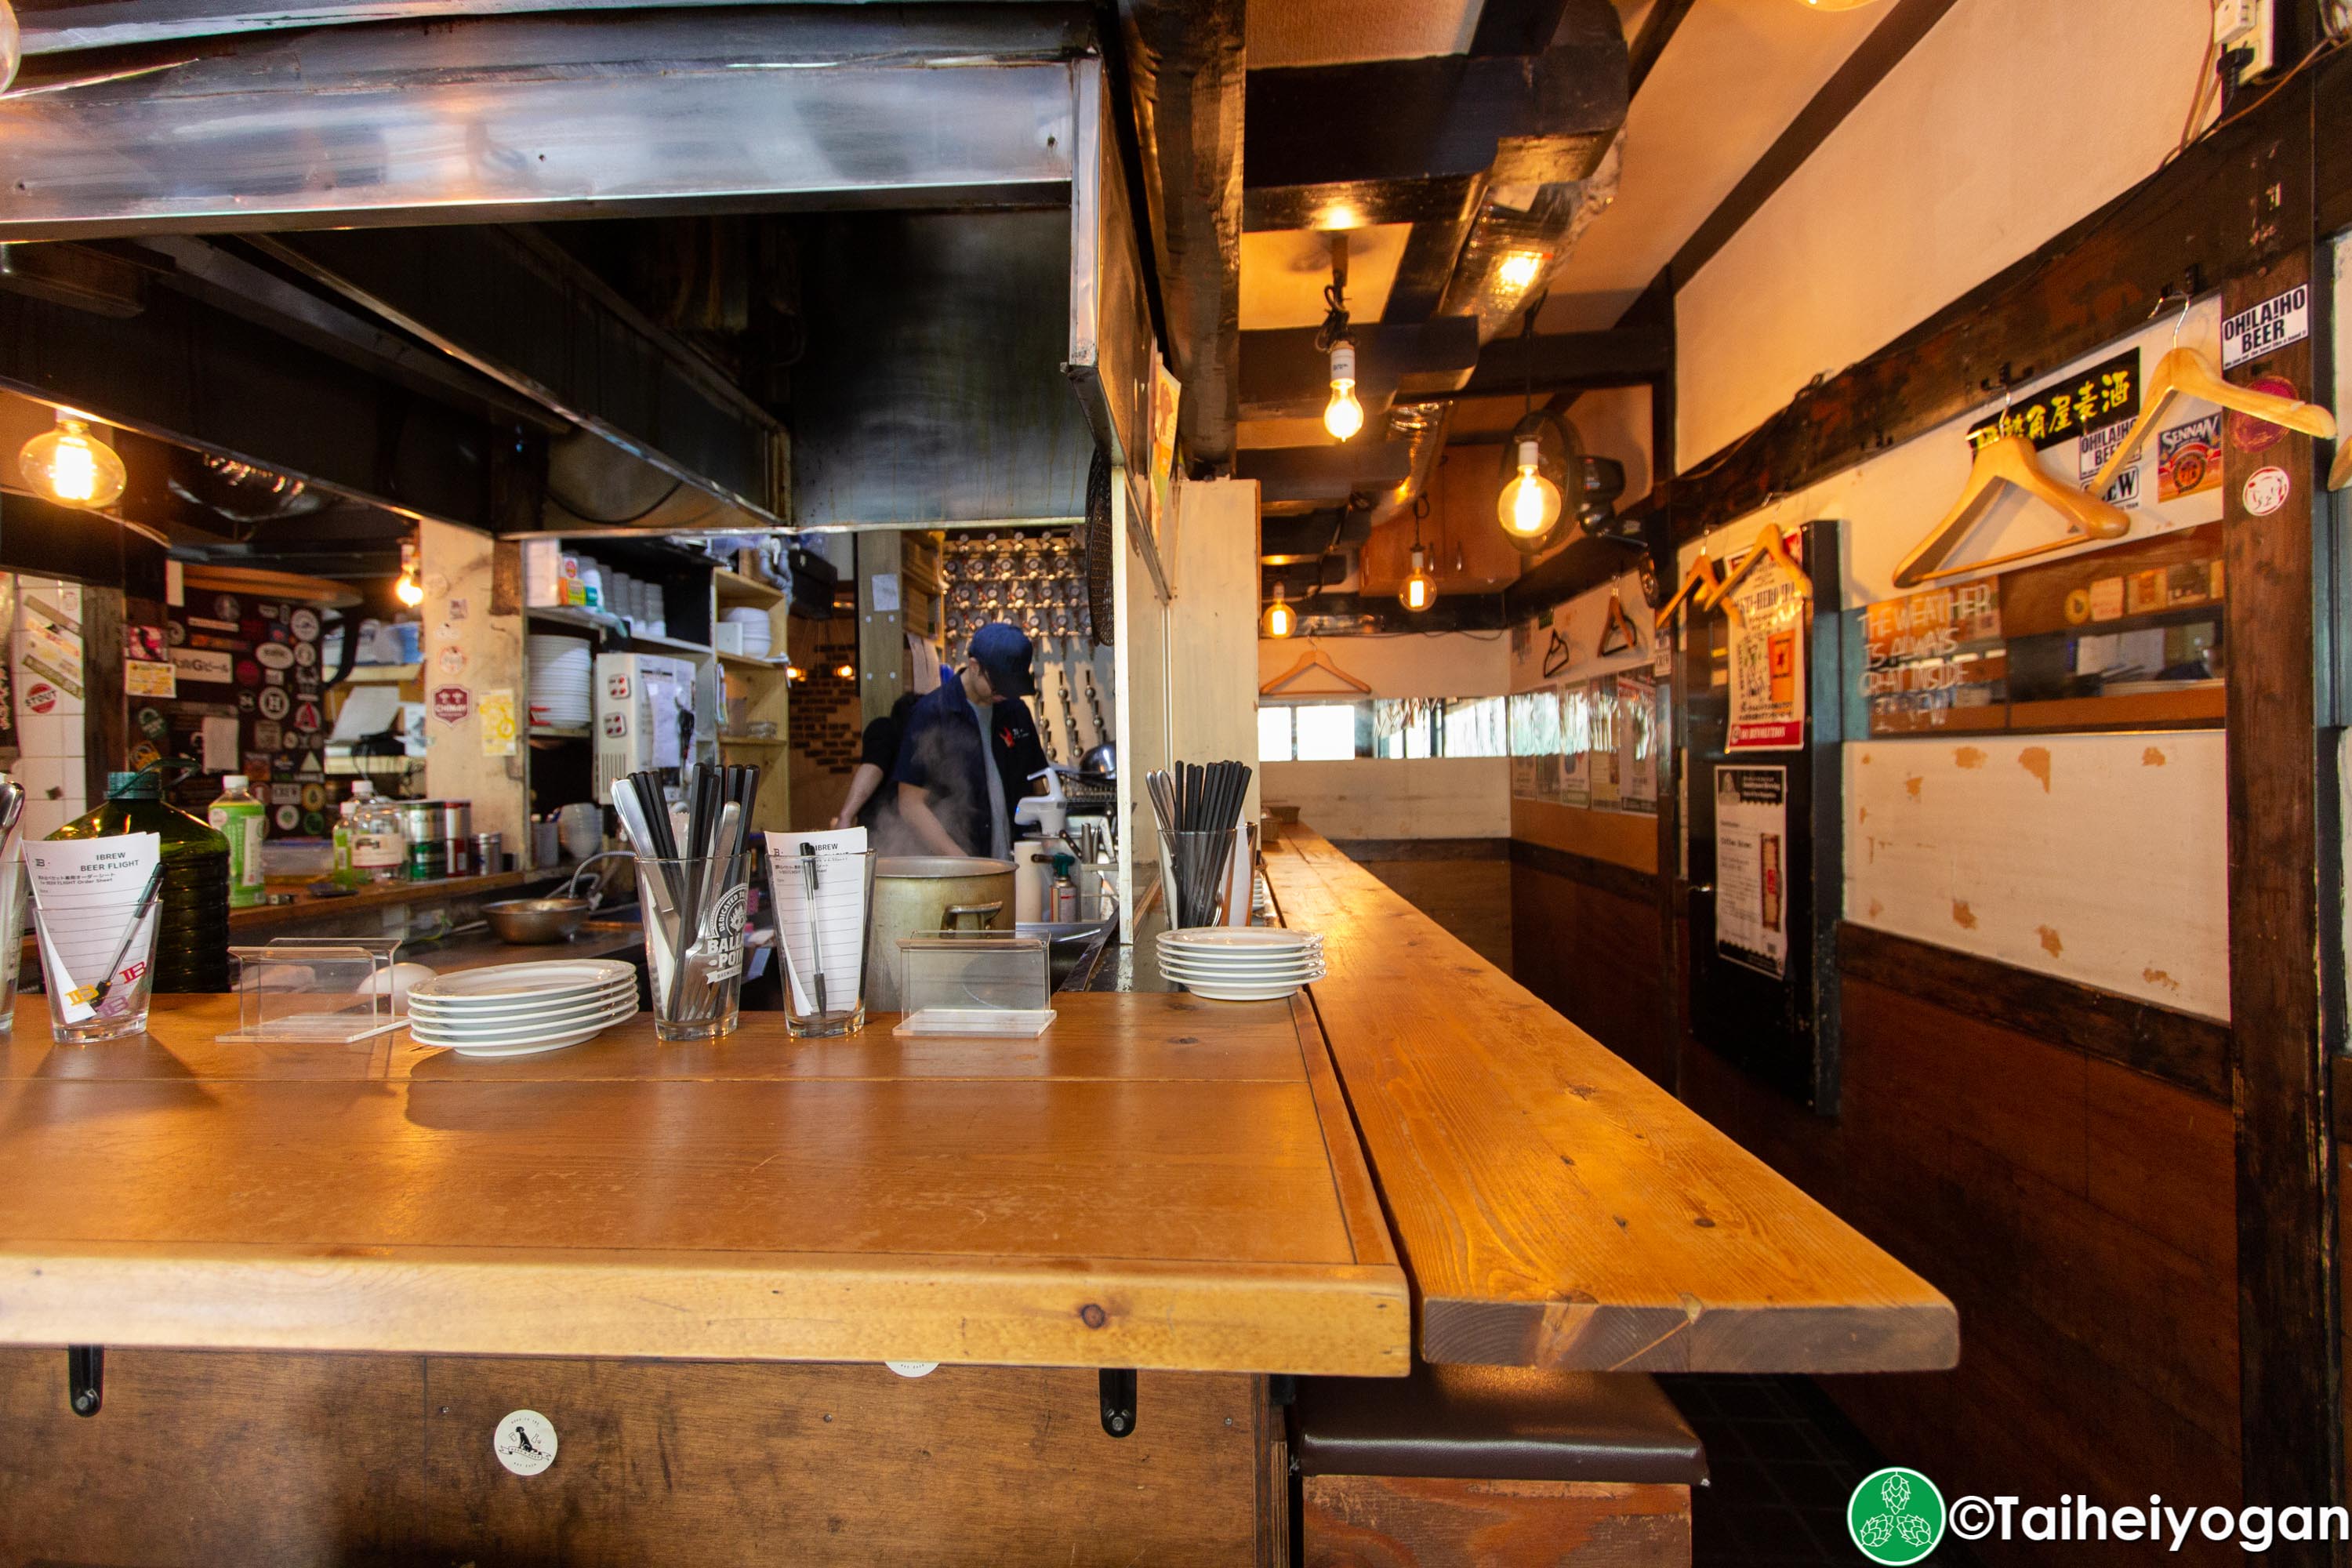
[1848,1468,1944,1564]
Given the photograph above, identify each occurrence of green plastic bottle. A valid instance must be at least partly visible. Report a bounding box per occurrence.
[50,768,232,993]
[208,774,267,909]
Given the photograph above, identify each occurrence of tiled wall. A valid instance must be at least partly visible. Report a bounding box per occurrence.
[12,577,89,841]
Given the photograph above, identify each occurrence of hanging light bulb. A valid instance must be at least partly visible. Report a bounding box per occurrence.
[785,660,807,683]
[1323,337,1363,441]
[1498,435,1563,538]
[1262,583,1296,639]
[19,411,126,510]
[832,659,855,681]
[1399,543,1436,613]
[394,539,425,608]
[1494,249,1549,296]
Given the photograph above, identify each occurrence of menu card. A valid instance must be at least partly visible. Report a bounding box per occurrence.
[765,827,869,1017]
[27,833,162,1022]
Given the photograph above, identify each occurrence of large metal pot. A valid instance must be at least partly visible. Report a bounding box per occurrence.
[866,855,1015,1013]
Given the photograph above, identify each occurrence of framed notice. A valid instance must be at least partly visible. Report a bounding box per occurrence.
[1723,535,1808,751]
[1714,767,1788,978]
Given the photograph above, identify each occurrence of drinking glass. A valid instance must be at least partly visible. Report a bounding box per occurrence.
[635,851,753,1042]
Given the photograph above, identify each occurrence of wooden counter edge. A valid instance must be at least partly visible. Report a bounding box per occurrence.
[1419,1292,1959,1375]
[0,1246,1413,1377]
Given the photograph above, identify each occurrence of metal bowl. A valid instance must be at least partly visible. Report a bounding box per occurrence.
[483,897,593,945]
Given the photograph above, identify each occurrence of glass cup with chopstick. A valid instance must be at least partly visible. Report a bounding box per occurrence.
[768,846,877,1038]
[635,850,755,1042]
[27,869,165,1044]
[1157,829,1244,931]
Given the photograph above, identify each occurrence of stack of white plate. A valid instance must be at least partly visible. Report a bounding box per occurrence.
[722,605,773,659]
[406,959,640,1056]
[527,634,593,728]
[1156,927,1327,1001]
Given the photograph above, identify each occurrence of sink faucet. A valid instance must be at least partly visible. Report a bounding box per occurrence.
[564,849,633,909]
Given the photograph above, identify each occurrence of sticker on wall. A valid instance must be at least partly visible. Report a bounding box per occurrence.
[479,688,517,757]
[2221,283,2310,370]
[125,662,176,699]
[2244,466,2293,517]
[170,647,234,686]
[212,594,241,622]
[257,687,290,721]
[125,626,166,662]
[430,684,471,725]
[291,699,321,734]
[2088,577,2125,621]
[2076,420,2140,506]
[294,641,317,669]
[1714,765,1788,980]
[129,742,160,772]
[273,804,300,832]
[436,644,468,679]
[289,608,319,641]
[494,1410,558,1477]
[2156,412,2223,500]
[136,707,168,741]
[23,681,56,716]
[2229,376,2302,453]
[256,642,295,671]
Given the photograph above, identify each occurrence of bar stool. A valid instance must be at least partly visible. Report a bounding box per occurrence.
[1290,1363,1708,1566]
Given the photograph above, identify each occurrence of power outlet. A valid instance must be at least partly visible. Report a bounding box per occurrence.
[2215,0,2277,79]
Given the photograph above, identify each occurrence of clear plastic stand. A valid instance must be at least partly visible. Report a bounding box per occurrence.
[892,933,1054,1038]
[219,938,408,1044]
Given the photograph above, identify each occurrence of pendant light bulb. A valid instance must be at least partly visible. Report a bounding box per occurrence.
[1262,583,1296,639]
[833,660,855,681]
[394,539,425,608]
[1323,339,1363,441]
[20,412,126,510]
[1399,543,1436,614]
[1497,437,1562,538]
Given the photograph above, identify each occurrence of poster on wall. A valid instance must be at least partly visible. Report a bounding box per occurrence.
[1714,765,1788,979]
[1860,579,2005,734]
[1723,537,1808,752]
[1588,678,1621,810]
[1617,673,1659,815]
[1556,684,1591,808]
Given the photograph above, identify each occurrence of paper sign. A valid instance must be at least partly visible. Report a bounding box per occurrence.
[1723,535,1807,752]
[2223,283,2310,370]
[200,714,241,772]
[2077,419,2140,507]
[480,688,517,757]
[125,661,176,699]
[767,827,871,1016]
[870,572,901,614]
[170,647,234,685]
[1714,767,1788,980]
[27,833,162,1023]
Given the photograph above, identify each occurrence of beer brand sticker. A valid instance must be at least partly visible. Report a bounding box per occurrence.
[212,594,241,622]
[256,642,294,670]
[294,641,317,668]
[290,608,320,641]
[125,661,176,699]
[24,681,56,715]
[2222,283,2310,370]
[274,804,301,832]
[257,688,291,721]
[129,742,160,771]
[2230,376,2302,452]
[436,644,468,678]
[292,699,321,734]
[2244,466,2293,517]
[137,706,169,741]
[170,647,234,684]
[2156,413,2223,500]
[430,684,471,725]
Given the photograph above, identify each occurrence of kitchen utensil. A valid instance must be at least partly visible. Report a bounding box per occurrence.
[482,897,593,945]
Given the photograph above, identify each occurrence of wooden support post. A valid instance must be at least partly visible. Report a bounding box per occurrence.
[2221,132,2343,1536]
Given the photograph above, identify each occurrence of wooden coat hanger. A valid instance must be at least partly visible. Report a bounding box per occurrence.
[2087,345,2336,499]
[1259,641,1371,697]
[1598,590,1640,655]
[1654,550,1721,631]
[2332,437,2352,492]
[1893,434,2129,589]
[1711,522,1815,609]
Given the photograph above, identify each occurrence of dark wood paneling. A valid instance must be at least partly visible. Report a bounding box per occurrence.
[1357,855,1513,971]
[1639,61,2319,542]
[1330,836,1508,862]
[1838,922,2230,1102]
[0,1352,1272,1566]
[2220,230,2342,1523]
[1509,855,1671,1087]
[1301,1476,1690,1567]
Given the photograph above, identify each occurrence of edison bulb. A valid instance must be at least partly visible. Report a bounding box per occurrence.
[20,415,126,509]
[1324,338,1363,441]
[1495,250,1548,294]
[1497,439,1563,537]
[833,661,855,680]
[394,569,425,608]
[1262,590,1296,639]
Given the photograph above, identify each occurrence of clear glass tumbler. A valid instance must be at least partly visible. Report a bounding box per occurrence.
[768,847,877,1038]
[1158,829,1242,931]
[635,851,753,1042]
[30,895,161,1044]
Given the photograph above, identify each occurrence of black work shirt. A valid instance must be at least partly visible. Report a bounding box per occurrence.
[855,713,905,830]
[892,669,1047,858]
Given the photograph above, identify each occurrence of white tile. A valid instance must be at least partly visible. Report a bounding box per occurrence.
[13,757,62,800]
[20,800,69,842]
[15,715,63,759]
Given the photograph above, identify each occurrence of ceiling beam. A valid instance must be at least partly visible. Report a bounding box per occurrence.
[1405,325,1671,401]
[1240,319,1482,419]
[1626,0,1699,96]
[1468,0,1572,57]
[1243,31,1627,228]
[1669,0,1962,285]
[1236,441,1415,503]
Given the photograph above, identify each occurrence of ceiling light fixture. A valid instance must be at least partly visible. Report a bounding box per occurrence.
[1400,495,1436,613]
[1495,249,1549,295]
[394,539,425,608]
[832,659,855,681]
[1496,305,1564,539]
[1262,583,1297,639]
[20,409,126,510]
[1316,234,1363,442]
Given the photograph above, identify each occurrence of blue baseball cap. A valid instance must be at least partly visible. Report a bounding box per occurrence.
[968,621,1036,698]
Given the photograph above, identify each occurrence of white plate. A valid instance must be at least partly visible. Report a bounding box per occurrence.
[1160,927,1322,952]
[408,983,637,1026]
[409,960,637,1004]
[411,1001,638,1049]
[432,1010,639,1057]
[1160,964,1326,985]
[1157,948,1326,971]
[1165,979,1308,1002]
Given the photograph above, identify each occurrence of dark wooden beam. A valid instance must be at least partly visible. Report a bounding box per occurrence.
[1240,319,1482,417]
[1626,0,1698,97]
[1498,531,1646,620]
[1381,180,1487,323]
[1412,325,1670,402]
[1632,52,2317,541]
[2220,126,2343,1538]
[1243,26,1627,214]
[1668,0,1961,285]
[1236,441,1414,503]
[1468,0,1573,57]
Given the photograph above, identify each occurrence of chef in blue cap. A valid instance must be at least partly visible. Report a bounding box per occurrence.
[893,621,1051,860]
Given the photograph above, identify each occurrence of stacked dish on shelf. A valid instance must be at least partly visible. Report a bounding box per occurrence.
[721,606,773,659]
[526,634,593,729]
[1156,927,1326,1001]
[405,960,640,1056]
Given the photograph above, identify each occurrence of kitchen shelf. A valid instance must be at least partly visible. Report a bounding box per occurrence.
[718,734,786,749]
[527,604,711,658]
[717,651,789,673]
[715,568,786,608]
[343,663,422,684]
[528,724,591,741]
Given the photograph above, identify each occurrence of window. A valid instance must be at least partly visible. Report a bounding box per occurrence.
[1257,706,1294,762]
[1258,698,1504,760]
[1294,704,1362,760]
